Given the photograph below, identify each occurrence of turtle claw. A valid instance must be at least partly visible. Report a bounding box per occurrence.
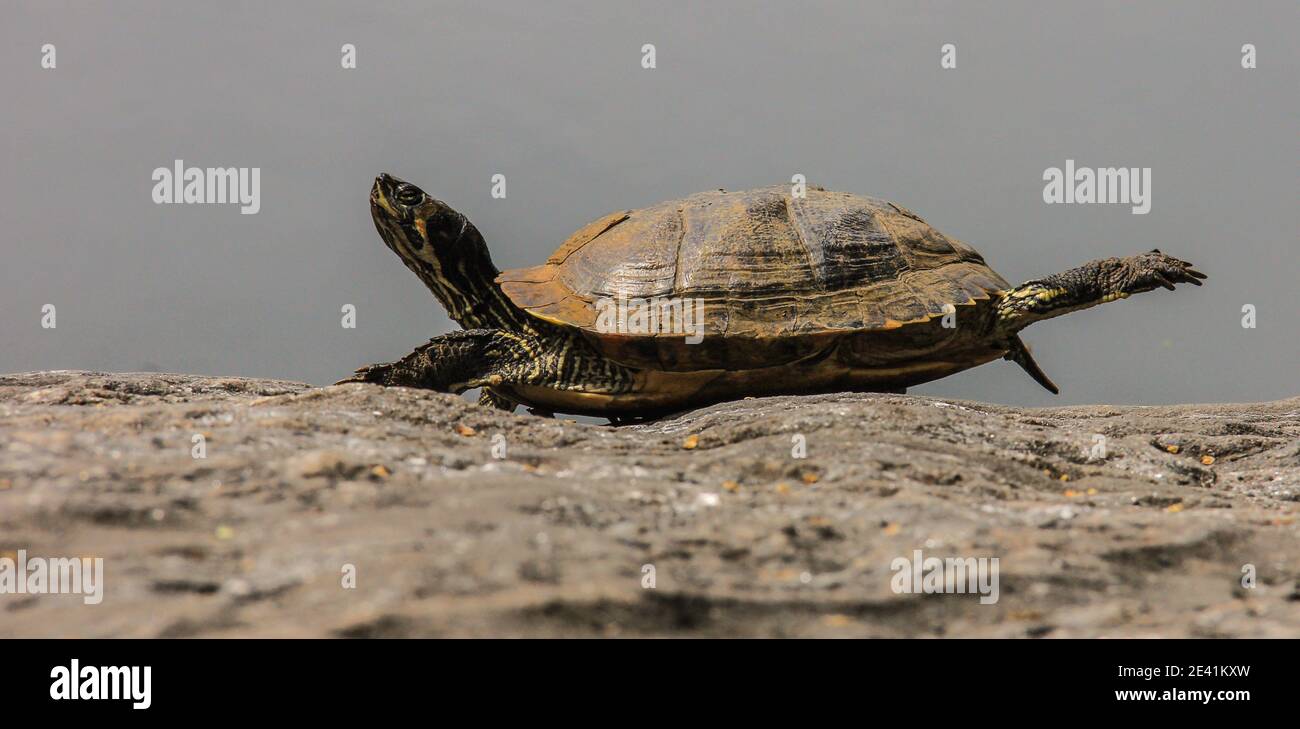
[1125,251,1207,294]
[334,363,394,386]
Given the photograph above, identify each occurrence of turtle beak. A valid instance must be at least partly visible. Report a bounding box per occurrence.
[371,174,398,218]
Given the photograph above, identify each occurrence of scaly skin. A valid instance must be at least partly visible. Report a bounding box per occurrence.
[344,329,513,392]
[340,327,634,399]
[994,250,1205,334]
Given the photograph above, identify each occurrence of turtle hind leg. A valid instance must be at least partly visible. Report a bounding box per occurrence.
[478,387,517,412]
[995,250,1205,334]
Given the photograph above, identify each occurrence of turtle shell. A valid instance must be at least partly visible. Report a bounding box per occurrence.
[497,186,1009,371]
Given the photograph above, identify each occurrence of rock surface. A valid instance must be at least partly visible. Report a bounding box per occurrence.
[1,371,1297,637]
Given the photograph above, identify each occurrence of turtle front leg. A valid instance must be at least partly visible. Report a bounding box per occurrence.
[340,329,638,418]
[995,250,1205,334]
[337,328,518,393]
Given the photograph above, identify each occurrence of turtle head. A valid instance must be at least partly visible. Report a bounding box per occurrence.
[370,173,469,264]
[368,174,530,332]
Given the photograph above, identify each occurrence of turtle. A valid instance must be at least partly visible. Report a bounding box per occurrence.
[341,174,1205,419]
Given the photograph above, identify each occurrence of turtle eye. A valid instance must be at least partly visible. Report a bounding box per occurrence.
[394,185,423,205]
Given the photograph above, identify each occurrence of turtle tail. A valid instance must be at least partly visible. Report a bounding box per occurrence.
[1003,335,1059,394]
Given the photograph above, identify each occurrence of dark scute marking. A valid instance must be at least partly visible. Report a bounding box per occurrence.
[789,194,904,292]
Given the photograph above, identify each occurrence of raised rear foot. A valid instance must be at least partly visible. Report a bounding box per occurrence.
[997,250,1206,331]
[1114,250,1206,295]
[994,249,1205,393]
